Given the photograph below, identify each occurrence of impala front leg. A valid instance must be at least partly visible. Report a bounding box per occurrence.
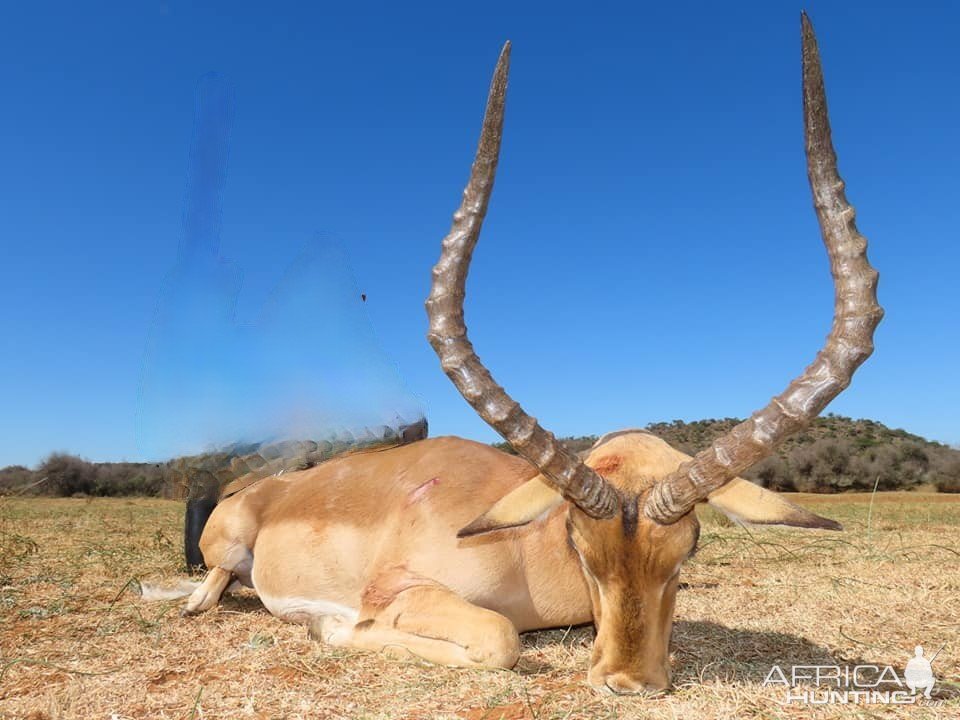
[310,572,520,670]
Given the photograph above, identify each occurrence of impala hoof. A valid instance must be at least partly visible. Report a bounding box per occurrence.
[309,614,353,645]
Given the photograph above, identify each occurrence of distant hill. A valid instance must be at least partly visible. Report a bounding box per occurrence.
[496,415,960,493]
[3,415,958,497]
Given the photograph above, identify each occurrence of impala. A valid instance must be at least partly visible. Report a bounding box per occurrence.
[174,14,882,694]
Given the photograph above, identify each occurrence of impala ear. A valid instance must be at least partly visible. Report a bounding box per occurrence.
[706,478,842,530]
[458,475,565,538]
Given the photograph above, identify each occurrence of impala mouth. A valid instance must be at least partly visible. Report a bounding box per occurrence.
[603,682,668,697]
[590,670,671,696]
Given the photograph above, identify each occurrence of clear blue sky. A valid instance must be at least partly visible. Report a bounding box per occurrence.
[1,1,958,468]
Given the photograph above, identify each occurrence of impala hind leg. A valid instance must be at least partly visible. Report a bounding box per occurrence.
[181,566,233,616]
[181,495,256,617]
[310,578,520,669]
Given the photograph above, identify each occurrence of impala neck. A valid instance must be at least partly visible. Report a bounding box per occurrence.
[515,506,594,632]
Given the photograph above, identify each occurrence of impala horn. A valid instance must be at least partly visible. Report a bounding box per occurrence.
[425,42,619,519]
[644,13,884,524]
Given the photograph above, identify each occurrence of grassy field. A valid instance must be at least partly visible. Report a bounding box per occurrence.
[1,493,958,719]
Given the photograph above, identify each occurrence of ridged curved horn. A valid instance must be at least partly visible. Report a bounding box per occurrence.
[645,13,884,524]
[425,43,619,519]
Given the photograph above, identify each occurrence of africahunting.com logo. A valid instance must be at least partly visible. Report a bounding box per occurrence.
[763,644,942,705]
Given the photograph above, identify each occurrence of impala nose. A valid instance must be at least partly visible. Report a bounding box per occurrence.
[602,672,669,696]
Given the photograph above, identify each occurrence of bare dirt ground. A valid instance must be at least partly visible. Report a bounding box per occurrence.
[1,492,958,719]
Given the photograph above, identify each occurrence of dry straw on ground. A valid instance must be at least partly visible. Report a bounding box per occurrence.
[1,493,958,719]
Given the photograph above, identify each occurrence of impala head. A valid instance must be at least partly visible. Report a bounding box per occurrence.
[426,13,882,695]
[564,432,701,694]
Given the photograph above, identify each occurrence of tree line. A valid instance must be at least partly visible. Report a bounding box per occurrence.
[0,423,427,499]
[2,415,958,498]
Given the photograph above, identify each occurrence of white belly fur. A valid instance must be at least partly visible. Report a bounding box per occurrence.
[257,593,359,625]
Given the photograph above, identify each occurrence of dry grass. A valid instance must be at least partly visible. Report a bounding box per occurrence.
[1,492,958,719]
